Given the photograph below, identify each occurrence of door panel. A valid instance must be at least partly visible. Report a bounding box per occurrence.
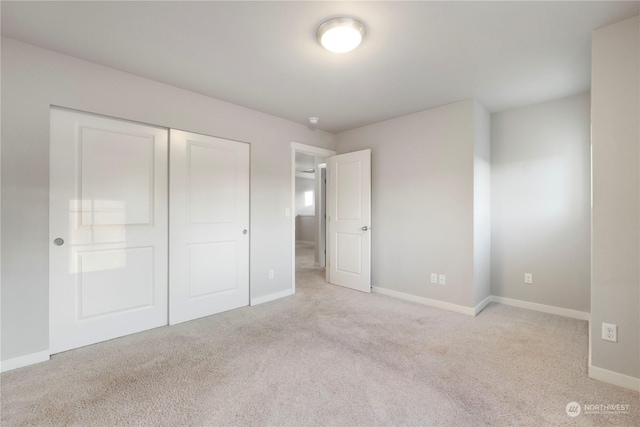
[336,161,362,220]
[187,242,238,297]
[327,149,371,293]
[187,144,237,224]
[77,247,154,318]
[170,130,249,325]
[336,233,362,274]
[50,108,168,354]
[79,128,154,226]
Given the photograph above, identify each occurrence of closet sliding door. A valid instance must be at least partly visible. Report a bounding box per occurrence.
[169,130,250,325]
[50,110,250,352]
[49,108,169,354]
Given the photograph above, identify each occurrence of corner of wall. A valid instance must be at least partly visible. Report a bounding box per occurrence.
[473,100,491,306]
[590,15,640,382]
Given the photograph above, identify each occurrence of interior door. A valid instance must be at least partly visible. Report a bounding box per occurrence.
[327,149,371,293]
[49,108,168,354]
[169,130,249,325]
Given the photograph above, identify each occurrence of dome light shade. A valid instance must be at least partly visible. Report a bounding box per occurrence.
[316,17,366,53]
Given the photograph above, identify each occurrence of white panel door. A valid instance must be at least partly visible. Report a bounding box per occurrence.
[169,130,249,325]
[327,149,371,293]
[49,108,168,354]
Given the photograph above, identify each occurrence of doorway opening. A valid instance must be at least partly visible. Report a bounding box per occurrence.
[290,142,336,293]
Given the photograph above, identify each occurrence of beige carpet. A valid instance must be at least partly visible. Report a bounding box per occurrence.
[1,242,638,426]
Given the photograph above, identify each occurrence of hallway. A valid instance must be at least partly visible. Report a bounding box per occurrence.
[295,241,325,288]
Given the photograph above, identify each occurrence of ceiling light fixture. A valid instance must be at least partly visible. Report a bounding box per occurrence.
[316,17,366,53]
[308,117,319,125]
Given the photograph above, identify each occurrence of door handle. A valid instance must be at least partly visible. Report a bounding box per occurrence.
[243,229,248,235]
[53,238,64,246]
[361,226,369,231]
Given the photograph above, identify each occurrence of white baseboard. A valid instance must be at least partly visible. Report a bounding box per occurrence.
[473,295,492,316]
[1,350,50,373]
[372,287,475,316]
[589,365,640,392]
[370,288,590,321]
[490,296,590,321]
[251,288,294,306]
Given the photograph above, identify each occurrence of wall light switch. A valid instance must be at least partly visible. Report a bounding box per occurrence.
[438,274,446,285]
[524,273,533,284]
[285,208,291,217]
[431,273,438,284]
[269,269,275,280]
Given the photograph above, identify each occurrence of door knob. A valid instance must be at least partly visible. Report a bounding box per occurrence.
[53,238,64,246]
[361,226,369,231]
[243,229,248,235]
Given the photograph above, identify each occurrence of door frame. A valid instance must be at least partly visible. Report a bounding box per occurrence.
[316,163,327,269]
[290,142,336,293]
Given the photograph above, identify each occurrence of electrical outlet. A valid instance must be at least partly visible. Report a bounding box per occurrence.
[431,273,438,284]
[438,274,446,285]
[269,269,275,280]
[524,273,533,284]
[602,323,617,342]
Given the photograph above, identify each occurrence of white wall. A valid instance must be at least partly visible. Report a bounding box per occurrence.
[590,16,639,381]
[295,177,315,215]
[336,100,483,308]
[491,93,591,312]
[295,176,316,243]
[295,215,315,243]
[0,38,336,361]
[473,102,491,307]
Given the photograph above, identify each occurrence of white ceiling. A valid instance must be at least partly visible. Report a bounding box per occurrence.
[2,1,638,133]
